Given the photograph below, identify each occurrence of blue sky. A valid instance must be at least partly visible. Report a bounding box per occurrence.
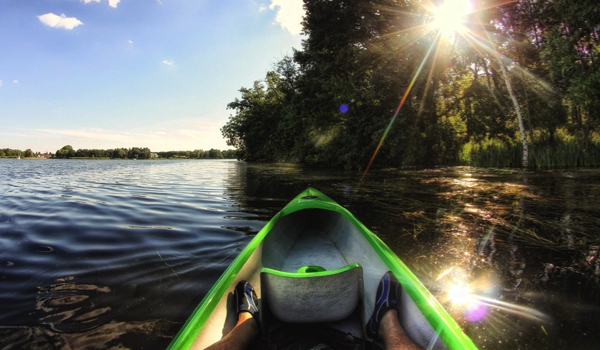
[0,0,304,153]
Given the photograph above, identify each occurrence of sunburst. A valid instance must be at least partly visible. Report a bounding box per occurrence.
[430,0,473,38]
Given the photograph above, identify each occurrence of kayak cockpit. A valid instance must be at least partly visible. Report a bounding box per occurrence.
[184,206,448,350]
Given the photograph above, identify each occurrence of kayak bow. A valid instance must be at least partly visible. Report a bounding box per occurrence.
[167,188,477,350]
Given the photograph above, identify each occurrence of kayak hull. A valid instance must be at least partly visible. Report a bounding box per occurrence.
[167,188,477,350]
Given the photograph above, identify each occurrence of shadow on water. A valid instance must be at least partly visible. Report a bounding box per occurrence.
[0,160,599,349]
[224,163,600,350]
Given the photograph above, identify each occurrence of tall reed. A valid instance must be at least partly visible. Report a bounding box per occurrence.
[459,133,600,168]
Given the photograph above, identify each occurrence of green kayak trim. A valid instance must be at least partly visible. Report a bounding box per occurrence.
[166,188,477,350]
[262,263,362,278]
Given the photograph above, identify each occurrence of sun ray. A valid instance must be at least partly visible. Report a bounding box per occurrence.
[428,0,474,39]
[418,33,445,116]
[361,33,440,181]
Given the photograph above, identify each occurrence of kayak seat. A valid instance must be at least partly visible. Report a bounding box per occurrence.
[260,263,363,325]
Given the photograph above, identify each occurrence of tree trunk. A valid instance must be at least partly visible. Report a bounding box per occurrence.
[521,70,533,142]
[497,57,529,167]
[584,106,591,146]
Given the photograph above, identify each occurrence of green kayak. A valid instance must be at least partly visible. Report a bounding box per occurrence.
[167,188,477,350]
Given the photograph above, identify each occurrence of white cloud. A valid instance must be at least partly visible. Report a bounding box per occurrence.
[13,80,18,84]
[0,80,2,87]
[162,60,173,66]
[33,124,228,151]
[128,40,133,44]
[268,0,304,35]
[81,0,118,8]
[38,13,83,30]
[157,0,163,4]
[37,128,152,144]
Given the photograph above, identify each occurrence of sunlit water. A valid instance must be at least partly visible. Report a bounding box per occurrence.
[0,159,598,349]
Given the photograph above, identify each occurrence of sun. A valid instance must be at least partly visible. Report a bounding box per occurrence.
[430,0,473,38]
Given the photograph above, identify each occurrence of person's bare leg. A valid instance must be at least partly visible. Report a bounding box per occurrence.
[204,312,258,350]
[379,309,423,350]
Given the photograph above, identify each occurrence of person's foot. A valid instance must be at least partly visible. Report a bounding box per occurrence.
[365,271,402,340]
[234,281,260,328]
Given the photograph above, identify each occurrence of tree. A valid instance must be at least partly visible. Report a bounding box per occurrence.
[496,53,529,167]
[208,148,224,159]
[56,145,75,159]
[540,0,600,144]
[223,66,296,162]
[23,149,34,158]
[221,0,599,168]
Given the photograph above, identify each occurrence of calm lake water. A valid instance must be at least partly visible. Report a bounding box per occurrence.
[0,159,598,350]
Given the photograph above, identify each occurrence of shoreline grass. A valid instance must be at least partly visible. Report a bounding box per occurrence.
[459,133,600,168]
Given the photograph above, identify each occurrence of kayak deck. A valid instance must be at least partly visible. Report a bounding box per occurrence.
[270,211,351,272]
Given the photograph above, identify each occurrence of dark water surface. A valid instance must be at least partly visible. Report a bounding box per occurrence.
[0,159,598,349]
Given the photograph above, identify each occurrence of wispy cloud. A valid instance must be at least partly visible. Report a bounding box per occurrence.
[0,131,30,138]
[162,60,173,66]
[268,0,304,35]
[13,80,18,84]
[128,40,133,44]
[81,0,119,8]
[0,80,2,87]
[32,125,225,151]
[37,128,154,144]
[38,13,83,30]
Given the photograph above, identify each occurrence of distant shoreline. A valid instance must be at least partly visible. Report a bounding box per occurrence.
[0,157,237,160]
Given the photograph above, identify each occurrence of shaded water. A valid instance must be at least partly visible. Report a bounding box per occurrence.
[0,159,598,349]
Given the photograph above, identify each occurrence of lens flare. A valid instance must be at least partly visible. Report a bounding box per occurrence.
[430,0,473,38]
[443,279,549,323]
[448,284,472,305]
[361,34,439,181]
[463,302,488,322]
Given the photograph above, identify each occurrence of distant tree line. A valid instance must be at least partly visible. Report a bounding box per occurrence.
[155,149,236,159]
[222,0,600,169]
[0,148,24,158]
[52,145,236,159]
[0,148,39,158]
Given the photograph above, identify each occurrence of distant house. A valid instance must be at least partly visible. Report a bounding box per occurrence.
[150,153,159,158]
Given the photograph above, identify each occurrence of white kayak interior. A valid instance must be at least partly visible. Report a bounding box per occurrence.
[190,208,447,350]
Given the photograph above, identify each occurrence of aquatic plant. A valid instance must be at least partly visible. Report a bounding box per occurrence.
[459,132,600,168]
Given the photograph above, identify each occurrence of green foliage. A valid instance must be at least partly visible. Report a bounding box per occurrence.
[55,145,75,159]
[539,0,600,142]
[460,131,600,168]
[459,138,521,167]
[0,148,22,158]
[221,0,600,169]
[51,146,235,160]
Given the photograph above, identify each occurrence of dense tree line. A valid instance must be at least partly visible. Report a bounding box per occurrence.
[52,145,236,159]
[222,0,600,168]
[0,148,42,158]
[0,148,24,158]
[155,149,236,159]
[0,146,236,159]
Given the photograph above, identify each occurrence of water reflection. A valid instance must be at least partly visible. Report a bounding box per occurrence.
[224,164,600,349]
[1,160,599,349]
[0,319,177,349]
